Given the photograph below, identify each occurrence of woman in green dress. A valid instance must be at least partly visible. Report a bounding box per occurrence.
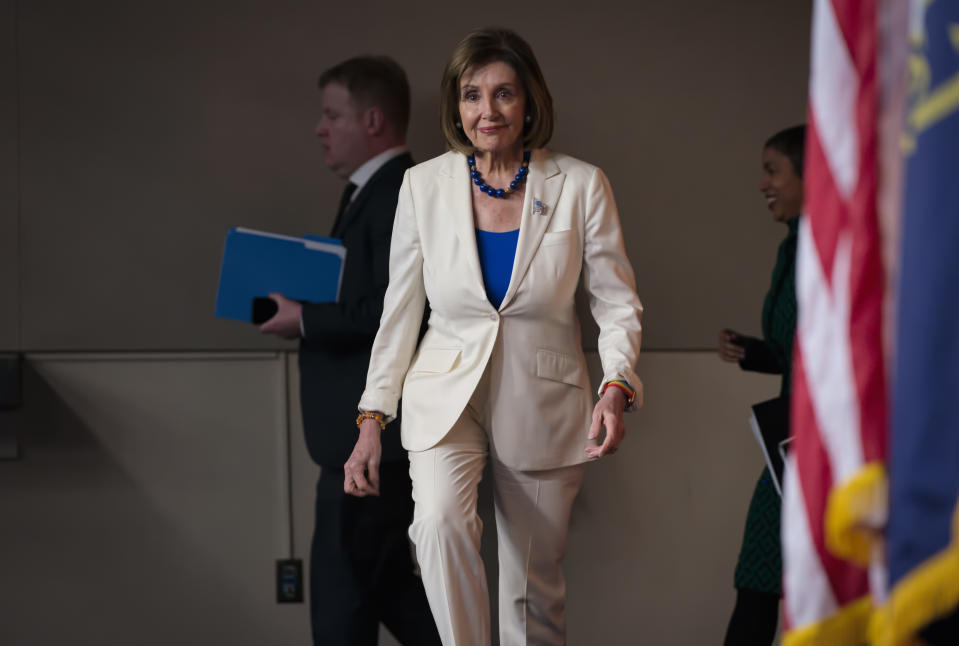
[718,125,805,646]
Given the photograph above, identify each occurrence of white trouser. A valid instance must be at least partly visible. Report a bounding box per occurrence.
[407,367,585,646]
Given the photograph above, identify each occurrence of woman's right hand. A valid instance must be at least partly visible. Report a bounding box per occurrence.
[344,419,383,497]
[718,329,746,363]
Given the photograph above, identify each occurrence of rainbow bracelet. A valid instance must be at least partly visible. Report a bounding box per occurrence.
[602,379,636,406]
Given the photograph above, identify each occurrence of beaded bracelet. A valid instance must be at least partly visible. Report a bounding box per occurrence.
[602,380,636,406]
[356,411,386,430]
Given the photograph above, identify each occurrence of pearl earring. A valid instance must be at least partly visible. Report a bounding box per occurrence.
[524,114,532,123]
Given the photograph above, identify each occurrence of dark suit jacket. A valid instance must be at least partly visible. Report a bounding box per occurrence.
[299,152,413,468]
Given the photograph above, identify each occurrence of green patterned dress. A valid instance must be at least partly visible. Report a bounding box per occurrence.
[733,216,798,595]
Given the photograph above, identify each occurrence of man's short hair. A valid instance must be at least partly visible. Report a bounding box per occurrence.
[440,27,554,155]
[318,56,410,137]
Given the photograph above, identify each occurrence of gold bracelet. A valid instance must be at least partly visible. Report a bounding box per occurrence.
[356,411,386,430]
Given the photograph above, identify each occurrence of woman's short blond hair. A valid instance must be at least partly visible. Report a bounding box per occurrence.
[440,28,554,155]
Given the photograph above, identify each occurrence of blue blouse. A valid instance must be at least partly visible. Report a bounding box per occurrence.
[474,228,519,309]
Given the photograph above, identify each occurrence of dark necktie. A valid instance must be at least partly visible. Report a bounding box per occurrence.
[330,182,357,236]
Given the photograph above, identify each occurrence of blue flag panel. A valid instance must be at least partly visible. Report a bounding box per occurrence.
[886,0,959,619]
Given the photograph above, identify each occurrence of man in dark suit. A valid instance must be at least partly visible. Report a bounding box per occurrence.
[260,56,438,646]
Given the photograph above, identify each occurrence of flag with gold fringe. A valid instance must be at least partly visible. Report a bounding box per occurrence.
[869,1,959,644]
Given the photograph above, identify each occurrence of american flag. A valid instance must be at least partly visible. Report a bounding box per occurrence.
[781,0,890,643]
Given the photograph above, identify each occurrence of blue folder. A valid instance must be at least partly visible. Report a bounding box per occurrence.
[214,227,346,322]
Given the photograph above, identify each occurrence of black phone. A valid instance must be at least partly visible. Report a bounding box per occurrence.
[251,297,279,324]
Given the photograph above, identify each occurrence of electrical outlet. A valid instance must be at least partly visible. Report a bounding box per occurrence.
[276,559,303,603]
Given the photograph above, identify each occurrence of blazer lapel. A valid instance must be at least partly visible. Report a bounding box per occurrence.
[499,150,565,310]
[440,152,487,300]
[332,153,413,239]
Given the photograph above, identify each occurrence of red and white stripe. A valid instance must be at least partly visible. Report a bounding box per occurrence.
[782,0,888,641]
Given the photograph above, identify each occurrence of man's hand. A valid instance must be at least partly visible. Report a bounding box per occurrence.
[259,293,303,340]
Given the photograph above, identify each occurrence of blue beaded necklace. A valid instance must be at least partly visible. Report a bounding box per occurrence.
[467,150,531,198]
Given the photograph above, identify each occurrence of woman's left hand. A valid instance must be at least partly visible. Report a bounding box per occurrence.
[586,386,627,459]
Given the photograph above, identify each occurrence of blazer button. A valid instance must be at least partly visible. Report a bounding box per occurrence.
[488,312,498,321]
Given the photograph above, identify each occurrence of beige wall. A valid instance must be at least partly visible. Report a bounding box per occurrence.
[0,353,310,645]
[1,352,778,645]
[1,0,18,350]
[9,0,810,351]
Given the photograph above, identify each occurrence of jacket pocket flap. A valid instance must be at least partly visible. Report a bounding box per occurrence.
[541,228,573,246]
[535,349,582,387]
[411,347,461,374]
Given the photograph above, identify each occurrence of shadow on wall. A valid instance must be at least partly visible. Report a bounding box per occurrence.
[0,361,284,646]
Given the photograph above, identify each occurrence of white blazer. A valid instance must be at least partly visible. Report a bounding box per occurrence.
[358,149,643,470]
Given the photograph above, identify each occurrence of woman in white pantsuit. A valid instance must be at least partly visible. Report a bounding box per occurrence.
[344,28,643,646]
